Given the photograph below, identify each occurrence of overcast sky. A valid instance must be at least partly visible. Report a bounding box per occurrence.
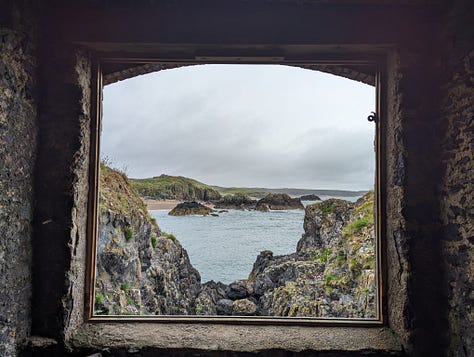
[101,64,375,190]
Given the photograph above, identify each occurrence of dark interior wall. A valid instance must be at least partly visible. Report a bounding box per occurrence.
[0,0,472,356]
[0,1,37,356]
[32,44,91,343]
[439,1,474,355]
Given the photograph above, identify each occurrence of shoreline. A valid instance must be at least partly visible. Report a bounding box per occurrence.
[144,199,181,210]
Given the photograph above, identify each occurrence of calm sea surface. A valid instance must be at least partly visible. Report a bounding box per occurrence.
[150,196,359,284]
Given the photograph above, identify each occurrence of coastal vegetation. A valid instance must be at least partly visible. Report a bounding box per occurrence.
[130,174,221,201]
[96,164,376,318]
[129,173,367,201]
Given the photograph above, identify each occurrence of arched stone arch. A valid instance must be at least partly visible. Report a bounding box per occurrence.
[103,62,375,86]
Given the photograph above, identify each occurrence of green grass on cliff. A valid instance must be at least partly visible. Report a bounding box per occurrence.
[99,162,148,217]
[130,174,221,200]
[343,190,375,237]
[130,174,368,200]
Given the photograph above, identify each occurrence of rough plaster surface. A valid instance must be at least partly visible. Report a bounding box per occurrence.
[439,2,474,355]
[384,50,410,348]
[32,46,91,342]
[0,28,37,356]
[70,324,401,354]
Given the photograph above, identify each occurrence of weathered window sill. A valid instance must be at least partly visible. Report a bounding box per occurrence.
[69,323,402,354]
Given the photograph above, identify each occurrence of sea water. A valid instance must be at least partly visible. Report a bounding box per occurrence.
[150,196,360,284]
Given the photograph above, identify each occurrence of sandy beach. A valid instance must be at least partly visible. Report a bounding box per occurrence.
[144,199,181,210]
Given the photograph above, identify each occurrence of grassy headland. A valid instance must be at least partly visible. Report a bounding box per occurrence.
[130,174,221,201]
[130,173,368,201]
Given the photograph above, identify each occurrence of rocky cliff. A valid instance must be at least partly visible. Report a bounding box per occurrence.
[95,164,201,315]
[209,191,377,318]
[96,166,375,318]
[130,174,221,201]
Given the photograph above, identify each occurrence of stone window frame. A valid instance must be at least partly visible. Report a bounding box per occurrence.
[83,55,386,327]
[46,47,410,352]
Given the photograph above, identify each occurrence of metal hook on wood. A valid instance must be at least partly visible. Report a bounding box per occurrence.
[367,111,377,123]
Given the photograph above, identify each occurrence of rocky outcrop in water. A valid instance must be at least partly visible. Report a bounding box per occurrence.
[300,194,321,201]
[255,193,304,210]
[213,193,257,210]
[97,166,375,318]
[168,201,213,216]
[200,191,376,318]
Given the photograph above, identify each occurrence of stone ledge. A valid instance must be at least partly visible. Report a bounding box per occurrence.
[69,323,401,353]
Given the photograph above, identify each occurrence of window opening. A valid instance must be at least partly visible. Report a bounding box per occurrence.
[89,62,381,322]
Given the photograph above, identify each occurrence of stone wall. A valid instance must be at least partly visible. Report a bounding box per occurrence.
[32,44,91,345]
[0,0,472,356]
[0,1,37,355]
[439,1,474,355]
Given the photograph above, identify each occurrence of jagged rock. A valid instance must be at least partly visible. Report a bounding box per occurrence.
[255,193,304,210]
[297,198,353,254]
[96,165,201,316]
[255,203,270,212]
[247,191,376,318]
[97,166,376,319]
[300,194,321,201]
[214,194,257,210]
[227,280,252,300]
[168,201,213,216]
[216,299,234,315]
[195,281,229,315]
[232,299,257,316]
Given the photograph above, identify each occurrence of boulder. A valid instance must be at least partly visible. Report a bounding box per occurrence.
[216,299,234,315]
[232,299,257,316]
[227,280,251,300]
[168,201,213,216]
[255,203,270,212]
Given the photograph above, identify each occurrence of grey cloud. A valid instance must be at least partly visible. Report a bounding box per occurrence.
[101,64,375,190]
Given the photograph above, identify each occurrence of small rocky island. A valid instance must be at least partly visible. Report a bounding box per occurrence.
[300,194,321,201]
[168,201,213,216]
[96,164,376,318]
[255,193,304,211]
[213,193,257,210]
